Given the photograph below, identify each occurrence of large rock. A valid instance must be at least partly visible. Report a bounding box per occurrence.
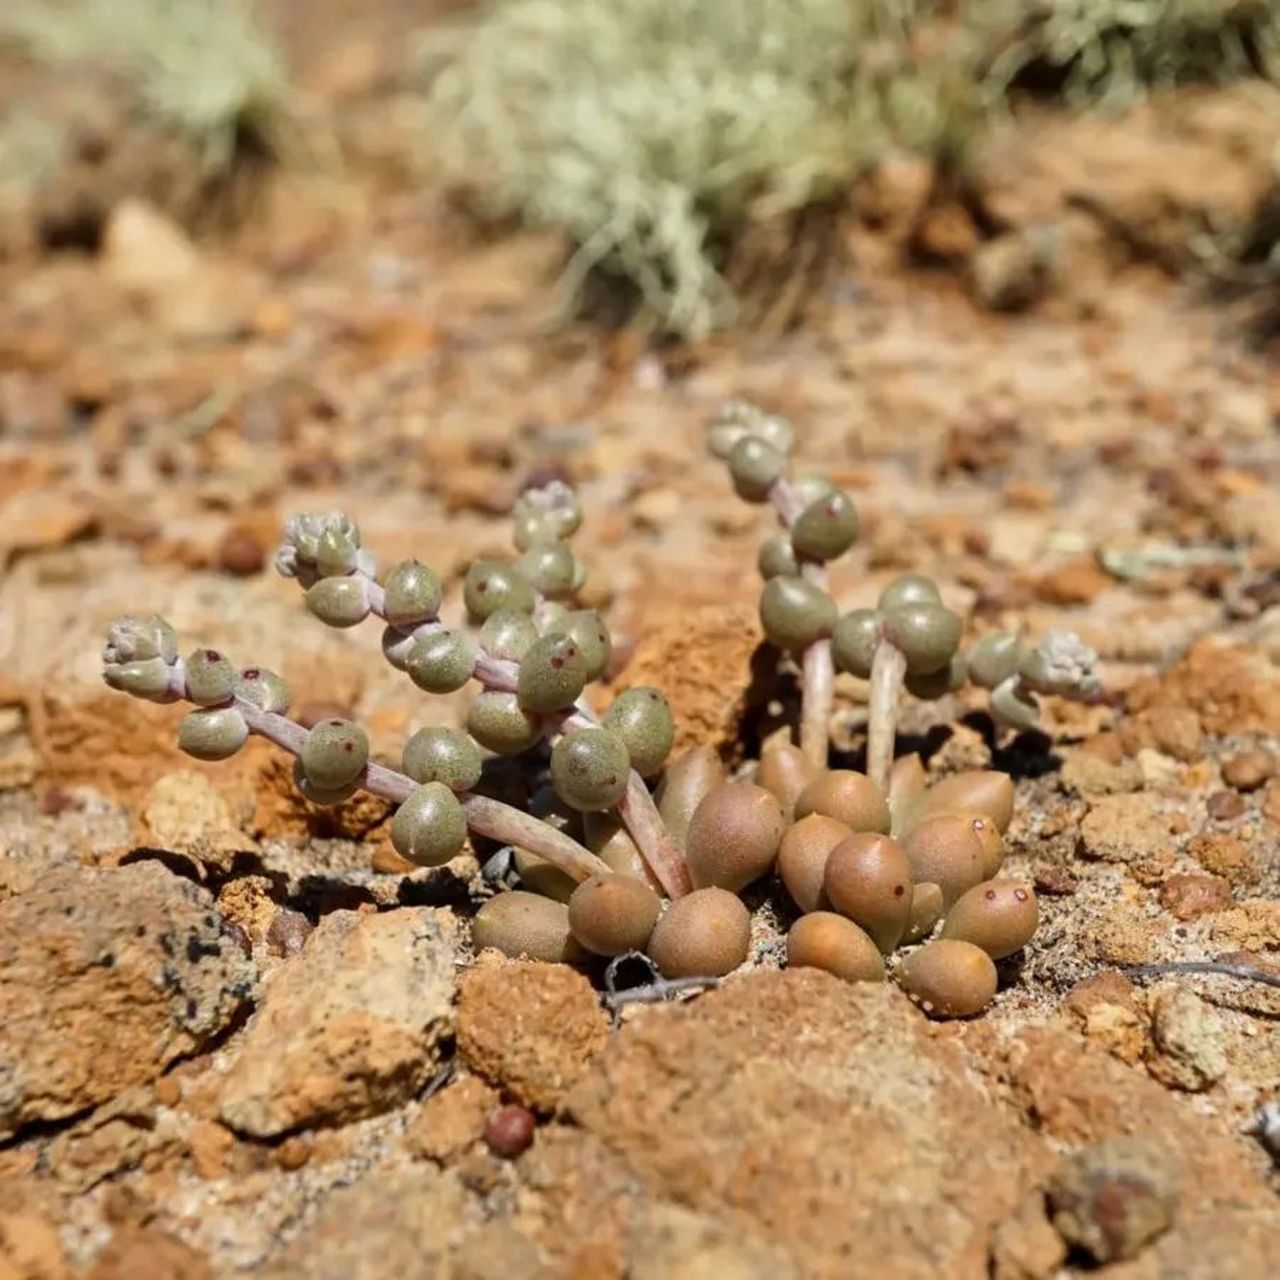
[1003,1027,1280,1277]
[565,970,1046,1280]
[457,961,608,1111]
[219,908,457,1137]
[253,1164,478,1280]
[0,863,253,1139]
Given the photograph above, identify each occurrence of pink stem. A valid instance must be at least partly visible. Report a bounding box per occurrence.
[564,709,691,898]
[318,564,689,894]
[768,477,833,768]
[866,641,906,797]
[615,773,694,899]
[460,794,609,882]
[800,639,833,770]
[226,687,608,882]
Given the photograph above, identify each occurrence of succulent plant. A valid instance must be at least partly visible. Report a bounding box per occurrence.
[709,401,1102,797]
[100,424,1086,1022]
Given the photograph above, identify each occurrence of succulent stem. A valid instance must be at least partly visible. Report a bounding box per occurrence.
[799,638,833,769]
[867,641,907,797]
[563,708,692,898]
[281,527,691,895]
[460,794,610,882]
[770,475,833,769]
[615,772,694,898]
[239,697,607,880]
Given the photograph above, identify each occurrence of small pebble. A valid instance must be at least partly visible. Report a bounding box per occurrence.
[275,1135,312,1170]
[1047,1138,1177,1263]
[267,909,313,957]
[1206,790,1245,822]
[217,528,267,577]
[483,1104,536,1158]
[154,1076,181,1108]
[1222,747,1275,793]
[1158,873,1231,921]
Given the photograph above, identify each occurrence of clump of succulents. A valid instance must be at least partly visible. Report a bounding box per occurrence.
[106,482,687,902]
[103,420,1099,1019]
[707,399,1102,794]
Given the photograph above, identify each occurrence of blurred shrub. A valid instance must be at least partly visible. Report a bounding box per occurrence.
[1,0,289,175]
[422,0,983,336]
[982,0,1280,109]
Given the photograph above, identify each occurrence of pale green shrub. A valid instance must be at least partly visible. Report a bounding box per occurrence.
[422,0,980,336]
[982,0,1280,109]
[0,0,289,174]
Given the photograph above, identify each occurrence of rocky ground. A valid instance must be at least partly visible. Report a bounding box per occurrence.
[1,5,1280,1277]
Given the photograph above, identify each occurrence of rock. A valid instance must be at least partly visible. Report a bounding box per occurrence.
[619,605,764,760]
[1064,972,1148,1065]
[989,1195,1067,1280]
[453,1223,550,1280]
[216,528,268,578]
[1125,639,1280,737]
[103,200,261,341]
[1047,1138,1177,1263]
[1142,707,1204,763]
[135,770,255,877]
[216,876,277,944]
[1210,899,1280,951]
[457,962,608,1111]
[1205,789,1245,822]
[87,1226,214,1280]
[1147,988,1228,1092]
[629,1202,798,1280]
[0,863,252,1138]
[1264,778,1280,829]
[1116,1205,1280,1280]
[1158,873,1232,921]
[913,202,979,262]
[1059,749,1141,798]
[483,1104,536,1159]
[1078,795,1170,866]
[1004,1028,1269,1202]
[566,971,1044,1278]
[406,1075,497,1164]
[1084,902,1160,967]
[218,908,457,1137]
[969,232,1055,313]
[1221,746,1275,792]
[255,1164,477,1280]
[0,1181,71,1280]
[1187,833,1258,886]
[45,1086,166,1193]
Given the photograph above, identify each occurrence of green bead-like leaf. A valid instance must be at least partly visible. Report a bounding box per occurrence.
[391,783,468,867]
[603,687,674,777]
[184,648,237,706]
[178,707,248,761]
[551,727,630,812]
[383,560,441,627]
[300,719,369,791]
[759,576,836,652]
[402,727,483,792]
